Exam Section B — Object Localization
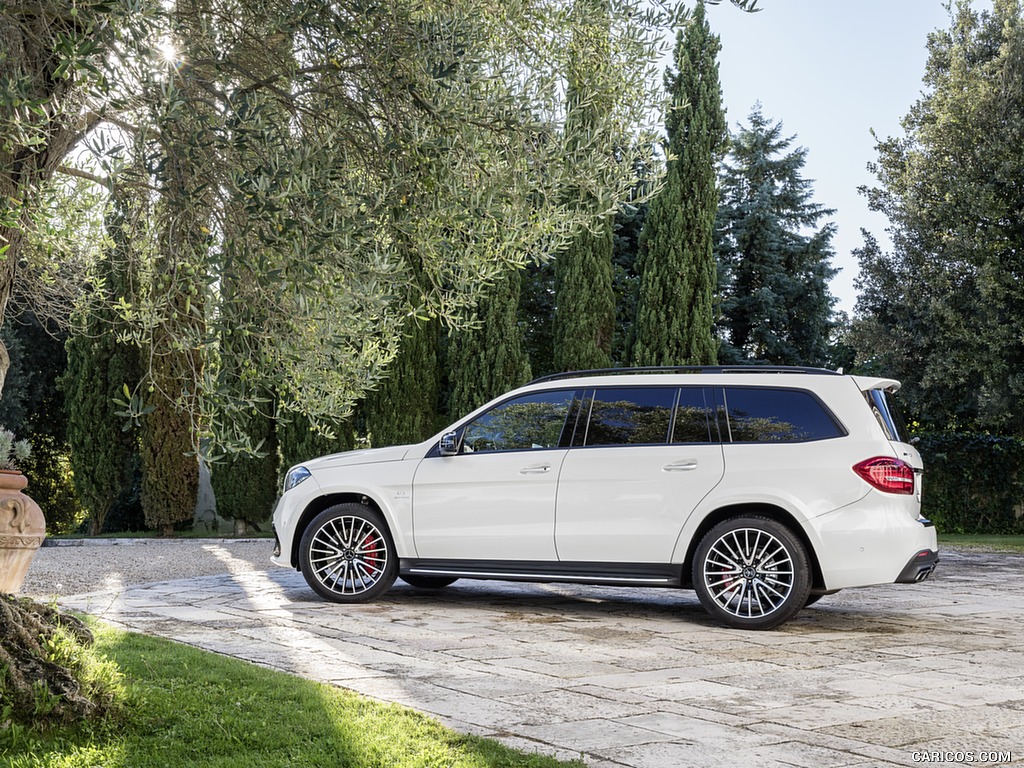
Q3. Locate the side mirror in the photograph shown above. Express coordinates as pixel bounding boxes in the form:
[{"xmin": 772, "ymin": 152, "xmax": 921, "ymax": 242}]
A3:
[{"xmin": 439, "ymin": 431, "xmax": 460, "ymax": 456}]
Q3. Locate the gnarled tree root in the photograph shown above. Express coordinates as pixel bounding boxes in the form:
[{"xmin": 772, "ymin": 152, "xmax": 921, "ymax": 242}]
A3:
[{"xmin": 0, "ymin": 594, "xmax": 104, "ymax": 728}]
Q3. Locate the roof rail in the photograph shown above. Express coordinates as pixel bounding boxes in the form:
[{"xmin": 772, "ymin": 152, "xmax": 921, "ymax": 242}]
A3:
[{"xmin": 528, "ymin": 365, "xmax": 842, "ymax": 385}]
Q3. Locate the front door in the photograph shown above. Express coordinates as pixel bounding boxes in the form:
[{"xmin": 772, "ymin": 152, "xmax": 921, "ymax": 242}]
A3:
[{"xmin": 412, "ymin": 389, "xmax": 577, "ymax": 561}]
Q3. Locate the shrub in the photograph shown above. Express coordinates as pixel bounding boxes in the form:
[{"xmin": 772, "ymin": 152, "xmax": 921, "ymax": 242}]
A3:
[
  {"xmin": 0, "ymin": 426, "xmax": 31, "ymax": 471},
  {"xmin": 915, "ymin": 432, "xmax": 1024, "ymax": 534},
  {"xmin": 0, "ymin": 596, "xmax": 123, "ymax": 730}
]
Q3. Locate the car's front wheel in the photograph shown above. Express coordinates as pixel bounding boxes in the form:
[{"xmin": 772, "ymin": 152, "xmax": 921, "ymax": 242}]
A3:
[
  {"xmin": 299, "ymin": 504, "xmax": 397, "ymax": 603},
  {"xmin": 803, "ymin": 590, "xmax": 838, "ymax": 608},
  {"xmin": 692, "ymin": 516, "xmax": 811, "ymax": 630}
]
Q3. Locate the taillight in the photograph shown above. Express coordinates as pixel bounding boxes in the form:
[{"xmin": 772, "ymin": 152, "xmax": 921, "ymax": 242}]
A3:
[{"xmin": 853, "ymin": 457, "xmax": 915, "ymax": 495}]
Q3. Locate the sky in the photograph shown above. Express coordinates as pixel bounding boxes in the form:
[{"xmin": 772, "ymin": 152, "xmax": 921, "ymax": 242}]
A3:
[{"xmin": 697, "ymin": 0, "xmax": 960, "ymax": 315}]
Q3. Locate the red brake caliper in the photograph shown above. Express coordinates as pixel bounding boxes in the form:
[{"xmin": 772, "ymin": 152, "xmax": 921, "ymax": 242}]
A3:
[{"xmin": 362, "ymin": 533, "xmax": 380, "ymax": 572}]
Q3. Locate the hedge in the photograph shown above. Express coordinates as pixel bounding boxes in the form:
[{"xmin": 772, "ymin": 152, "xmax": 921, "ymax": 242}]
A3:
[{"xmin": 914, "ymin": 432, "xmax": 1024, "ymax": 535}]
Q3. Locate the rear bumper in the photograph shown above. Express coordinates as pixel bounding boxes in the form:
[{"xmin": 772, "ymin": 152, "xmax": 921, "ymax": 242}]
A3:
[{"xmin": 895, "ymin": 549, "xmax": 939, "ymax": 584}]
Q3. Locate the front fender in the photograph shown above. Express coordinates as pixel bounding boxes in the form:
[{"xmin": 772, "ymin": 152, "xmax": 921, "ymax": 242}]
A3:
[{"xmin": 272, "ymin": 459, "xmax": 419, "ymax": 570}]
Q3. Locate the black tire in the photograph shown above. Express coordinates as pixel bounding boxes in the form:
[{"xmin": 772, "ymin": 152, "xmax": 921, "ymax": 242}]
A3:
[
  {"xmin": 400, "ymin": 575, "xmax": 459, "ymax": 589},
  {"xmin": 299, "ymin": 504, "xmax": 397, "ymax": 603},
  {"xmin": 692, "ymin": 516, "xmax": 811, "ymax": 630},
  {"xmin": 804, "ymin": 589, "xmax": 839, "ymax": 608}
]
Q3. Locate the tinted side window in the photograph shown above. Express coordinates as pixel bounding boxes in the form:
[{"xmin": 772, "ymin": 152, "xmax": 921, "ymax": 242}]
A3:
[
  {"xmin": 462, "ymin": 391, "xmax": 574, "ymax": 453},
  {"xmin": 584, "ymin": 387, "xmax": 675, "ymax": 446},
  {"xmin": 723, "ymin": 387, "xmax": 843, "ymax": 443},
  {"xmin": 672, "ymin": 387, "xmax": 714, "ymax": 444},
  {"xmin": 865, "ymin": 389, "xmax": 910, "ymax": 443}
]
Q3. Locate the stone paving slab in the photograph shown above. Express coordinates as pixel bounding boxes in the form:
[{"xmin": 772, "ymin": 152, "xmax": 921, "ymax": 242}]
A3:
[{"xmin": 57, "ymin": 549, "xmax": 1024, "ymax": 767}]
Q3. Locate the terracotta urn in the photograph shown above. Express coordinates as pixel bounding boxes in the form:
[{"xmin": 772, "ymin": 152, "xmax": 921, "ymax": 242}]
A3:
[{"xmin": 0, "ymin": 469, "xmax": 46, "ymax": 594}]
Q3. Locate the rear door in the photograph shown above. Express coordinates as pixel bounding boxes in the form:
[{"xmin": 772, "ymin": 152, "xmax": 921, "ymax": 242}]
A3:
[{"xmin": 554, "ymin": 386, "xmax": 725, "ymax": 563}]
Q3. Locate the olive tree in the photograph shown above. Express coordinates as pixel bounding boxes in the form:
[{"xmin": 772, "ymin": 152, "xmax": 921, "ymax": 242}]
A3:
[{"xmin": 4, "ymin": 0, "xmax": 759, "ymax": 453}]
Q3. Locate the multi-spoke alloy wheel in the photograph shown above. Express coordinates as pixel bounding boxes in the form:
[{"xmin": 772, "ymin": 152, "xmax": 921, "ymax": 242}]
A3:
[
  {"xmin": 693, "ymin": 516, "xmax": 810, "ymax": 630},
  {"xmin": 299, "ymin": 504, "xmax": 397, "ymax": 603}
]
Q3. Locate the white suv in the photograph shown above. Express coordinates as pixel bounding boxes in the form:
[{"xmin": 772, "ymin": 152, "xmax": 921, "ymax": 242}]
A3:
[{"xmin": 271, "ymin": 367, "xmax": 938, "ymax": 629}]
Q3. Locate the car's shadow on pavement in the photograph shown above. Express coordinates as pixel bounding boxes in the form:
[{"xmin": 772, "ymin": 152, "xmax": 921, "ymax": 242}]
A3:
[{"xmin": 280, "ymin": 576, "xmax": 960, "ymax": 639}]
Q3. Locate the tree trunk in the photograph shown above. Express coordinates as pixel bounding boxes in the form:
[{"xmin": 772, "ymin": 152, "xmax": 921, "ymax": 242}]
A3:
[
  {"xmin": 1, "ymin": 12, "xmax": 99, "ymax": 398},
  {"xmin": 0, "ymin": 208, "xmax": 27, "ymax": 397}
]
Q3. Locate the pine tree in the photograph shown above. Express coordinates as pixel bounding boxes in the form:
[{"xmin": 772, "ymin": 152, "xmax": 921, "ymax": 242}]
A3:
[
  {"xmin": 62, "ymin": 197, "xmax": 144, "ymax": 535},
  {"xmin": 631, "ymin": 2, "xmax": 726, "ymax": 367},
  {"xmin": 552, "ymin": 0, "xmax": 616, "ymax": 373},
  {"xmin": 447, "ymin": 270, "xmax": 532, "ymax": 420},
  {"xmin": 715, "ymin": 105, "xmax": 837, "ymax": 366}
]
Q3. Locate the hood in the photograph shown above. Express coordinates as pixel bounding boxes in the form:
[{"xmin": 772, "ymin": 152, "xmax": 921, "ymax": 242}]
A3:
[{"xmin": 304, "ymin": 444, "xmax": 413, "ymax": 471}]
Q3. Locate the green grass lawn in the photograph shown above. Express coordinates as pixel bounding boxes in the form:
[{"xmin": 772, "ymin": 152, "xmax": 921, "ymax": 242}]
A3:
[
  {"xmin": 939, "ymin": 533, "xmax": 1024, "ymax": 553},
  {"xmin": 1, "ymin": 623, "xmax": 581, "ymax": 768}
]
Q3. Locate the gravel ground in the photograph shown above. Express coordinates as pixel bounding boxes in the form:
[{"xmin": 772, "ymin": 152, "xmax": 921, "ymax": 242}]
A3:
[
  {"xmin": 20, "ymin": 538, "xmax": 277, "ymax": 599},
  {"xmin": 18, "ymin": 539, "xmax": 1002, "ymax": 602}
]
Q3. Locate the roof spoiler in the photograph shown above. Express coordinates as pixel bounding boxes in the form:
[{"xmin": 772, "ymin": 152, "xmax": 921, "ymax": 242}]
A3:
[{"xmin": 852, "ymin": 376, "xmax": 901, "ymax": 393}]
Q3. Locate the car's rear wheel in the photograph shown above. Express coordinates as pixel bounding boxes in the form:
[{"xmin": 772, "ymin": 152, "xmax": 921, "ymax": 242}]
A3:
[
  {"xmin": 693, "ymin": 516, "xmax": 811, "ymax": 630},
  {"xmin": 299, "ymin": 504, "xmax": 397, "ymax": 603},
  {"xmin": 400, "ymin": 575, "xmax": 459, "ymax": 589}
]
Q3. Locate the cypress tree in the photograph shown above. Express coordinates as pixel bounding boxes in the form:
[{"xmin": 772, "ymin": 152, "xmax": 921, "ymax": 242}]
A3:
[
  {"xmin": 208, "ymin": 266, "xmax": 281, "ymax": 535},
  {"xmin": 554, "ymin": 224, "xmax": 616, "ymax": 372},
  {"xmin": 552, "ymin": 0, "xmax": 616, "ymax": 373},
  {"xmin": 2, "ymin": 311, "xmax": 82, "ymax": 533},
  {"xmin": 715, "ymin": 105, "xmax": 838, "ymax": 366},
  {"xmin": 519, "ymin": 258, "xmax": 557, "ymax": 378},
  {"xmin": 139, "ymin": 0, "xmax": 211, "ymax": 535},
  {"xmin": 140, "ymin": 351, "xmax": 200, "ymax": 536},
  {"xmin": 210, "ymin": 27, "xmax": 292, "ymax": 536},
  {"xmin": 611, "ymin": 160, "xmax": 653, "ymax": 367},
  {"xmin": 62, "ymin": 197, "xmax": 144, "ymax": 535},
  {"xmin": 208, "ymin": 402, "xmax": 279, "ymax": 535},
  {"xmin": 447, "ymin": 269, "xmax": 532, "ymax": 420},
  {"xmin": 631, "ymin": 2, "xmax": 726, "ymax": 367},
  {"xmin": 363, "ymin": 314, "xmax": 441, "ymax": 447},
  {"xmin": 278, "ymin": 412, "xmax": 353, "ymax": 474}
]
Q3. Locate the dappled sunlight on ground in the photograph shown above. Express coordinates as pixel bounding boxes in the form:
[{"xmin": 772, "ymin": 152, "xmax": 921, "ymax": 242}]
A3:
[{"xmin": 52, "ymin": 547, "xmax": 1024, "ymax": 768}]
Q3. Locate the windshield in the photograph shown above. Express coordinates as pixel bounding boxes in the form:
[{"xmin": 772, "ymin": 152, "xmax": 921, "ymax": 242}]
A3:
[{"xmin": 865, "ymin": 389, "xmax": 910, "ymax": 443}]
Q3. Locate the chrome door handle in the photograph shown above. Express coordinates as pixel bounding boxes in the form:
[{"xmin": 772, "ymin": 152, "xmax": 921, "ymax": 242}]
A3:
[
  {"xmin": 663, "ymin": 461, "xmax": 698, "ymax": 472},
  {"xmin": 519, "ymin": 464, "xmax": 551, "ymax": 474}
]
